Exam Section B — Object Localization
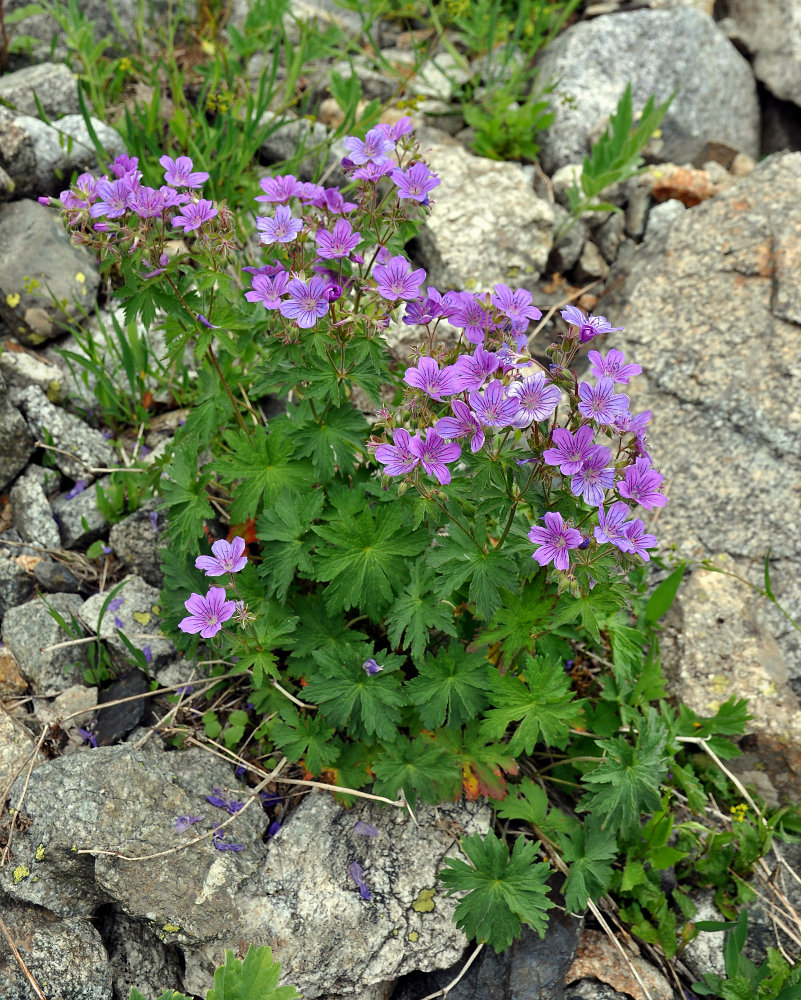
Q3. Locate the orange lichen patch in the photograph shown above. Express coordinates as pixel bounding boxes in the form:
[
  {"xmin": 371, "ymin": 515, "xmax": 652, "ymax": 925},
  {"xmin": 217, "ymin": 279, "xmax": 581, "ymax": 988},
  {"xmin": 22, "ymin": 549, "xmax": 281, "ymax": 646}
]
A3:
[
  {"xmin": 651, "ymin": 166, "xmax": 720, "ymax": 207},
  {"xmin": 0, "ymin": 646, "xmax": 27, "ymax": 696}
]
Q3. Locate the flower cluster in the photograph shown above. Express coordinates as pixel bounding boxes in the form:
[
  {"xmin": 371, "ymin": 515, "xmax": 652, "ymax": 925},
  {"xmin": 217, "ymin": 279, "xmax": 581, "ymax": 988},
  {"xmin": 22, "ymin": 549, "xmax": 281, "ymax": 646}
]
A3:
[{"xmin": 178, "ymin": 536, "xmax": 250, "ymax": 639}]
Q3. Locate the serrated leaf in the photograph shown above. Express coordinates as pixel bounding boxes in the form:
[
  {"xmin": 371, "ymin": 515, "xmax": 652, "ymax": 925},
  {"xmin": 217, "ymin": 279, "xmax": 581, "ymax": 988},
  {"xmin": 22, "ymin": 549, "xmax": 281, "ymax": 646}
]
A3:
[
  {"xmin": 159, "ymin": 446, "xmax": 214, "ymax": 550},
  {"xmin": 429, "ymin": 532, "xmax": 518, "ymax": 621},
  {"xmin": 549, "ymin": 584, "xmax": 626, "ymax": 645},
  {"xmin": 289, "ymin": 402, "xmax": 368, "ymax": 480},
  {"xmin": 207, "ymin": 945, "xmax": 300, "ymax": 1000},
  {"xmin": 407, "ymin": 640, "xmax": 490, "ymax": 729},
  {"xmin": 438, "ymin": 832, "xmax": 553, "ymax": 952},
  {"xmin": 386, "ymin": 563, "xmax": 457, "ymax": 664},
  {"xmin": 561, "ymin": 818, "xmax": 617, "ymax": 913},
  {"xmin": 477, "ymin": 576, "xmax": 557, "ymax": 665},
  {"xmin": 256, "ymin": 489, "xmax": 325, "ymax": 601},
  {"xmin": 494, "ymin": 777, "xmax": 579, "ymax": 842},
  {"xmin": 372, "ymin": 734, "xmax": 461, "ymax": 805},
  {"xmin": 270, "ymin": 711, "xmax": 339, "ymax": 776}
]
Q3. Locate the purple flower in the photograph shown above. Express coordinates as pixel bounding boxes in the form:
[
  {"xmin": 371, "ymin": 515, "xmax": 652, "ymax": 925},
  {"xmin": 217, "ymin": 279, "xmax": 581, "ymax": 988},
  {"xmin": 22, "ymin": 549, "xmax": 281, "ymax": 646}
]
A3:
[
  {"xmin": 175, "ymin": 814, "xmax": 203, "ymax": 832},
  {"xmin": 468, "ymin": 380, "xmax": 519, "ymax": 429},
  {"xmin": 408, "ymin": 428, "xmax": 461, "ymax": 485},
  {"xmin": 255, "ymin": 173, "xmax": 302, "ymax": 203},
  {"xmin": 110, "ymin": 154, "xmax": 140, "ymax": 179},
  {"xmin": 114, "ymin": 616, "xmax": 125, "ymax": 629},
  {"xmin": 362, "ymin": 658, "xmax": 383, "ymax": 675},
  {"xmin": 257, "ymin": 205, "xmax": 303, "ymax": 244},
  {"xmin": 347, "ymin": 860, "xmax": 372, "ymax": 900},
  {"xmin": 352, "ymin": 160, "xmax": 396, "ymax": 182},
  {"xmin": 594, "ymin": 502, "xmax": 634, "ymax": 552},
  {"xmin": 65, "ymin": 479, "xmax": 87, "ymax": 499},
  {"xmin": 279, "ymin": 276, "xmax": 331, "ymax": 328},
  {"xmin": 450, "ymin": 292, "xmax": 494, "ymax": 345},
  {"xmin": 571, "ymin": 445, "xmax": 614, "ymax": 506},
  {"xmin": 491, "ymin": 283, "xmax": 542, "ymax": 330},
  {"xmin": 245, "ymin": 269, "xmax": 290, "ymax": 309},
  {"xmin": 89, "ymin": 177, "xmax": 132, "ymax": 218},
  {"xmin": 617, "ymin": 458, "xmax": 667, "ymax": 509},
  {"xmin": 77, "ymin": 726, "xmax": 98, "ymax": 748},
  {"xmin": 373, "ymin": 255, "xmax": 426, "ymax": 301},
  {"xmin": 297, "ymin": 181, "xmax": 325, "ymax": 204},
  {"xmin": 353, "ymin": 820, "xmax": 379, "ymax": 837},
  {"xmin": 434, "ymin": 399, "xmax": 485, "ymax": 453},
  {"xmin": 528, "ymin": 512, "xmax": 583, "ymax": 571},
  {"xmin": 313, "ymin": 188, "xmax": 357, "ymax": 214},
  {"xmin": 212, "ymin": 827, "xmax": 244, "ymax": 852},
  {"xmin": 267, "ymin": 820, "xmax": 282, "ymax": 838},
  {"xmin": 195, "ymin": 536, "xmax": 248, "ymax": 576},
  {"xmin": 178, "ymin": 588, "xmax": 236, "ymax": 638},
  {"xmin": 587, "ymin": 348, "xmax": 642, "ymax": 384},
  {"xmin": 506, "ymin": 373, "xmax": 561, "ymax": 428},
  {"xmin": 129, "ymin": 185, "xmax": 168, "ymax": 219},
  {"xmin": 149, "ymin": 510, "xmax": 159, "ymax": 532},
  {"xmin": 391, "ymin": 162, "xmax": 441, "ymax": 201},
  {"xmin": 206, "ymin": 789, "xmax": 229, "ymax": 809},
  {"xmin": 101, "ymin": 544, "xmax": 113, "ymax": 555},
  {"xmin": 314, "ymin": 219, "xmax": 361, "ymax": 259},
  {"xmin": 404, "ymin": 357, "xmax": 461, "ymax": 400},
  {"xmin": 561, "ymin": 305, "xmax": 624, "ymax": 343},
  {"xmin": 452, "ymin": 346, "xmax": 500, "ymax": 392},
  {"xmin": 623, "ymin": 518, "xmax": 658, "ymax": 561},
  {"xmin": 577, "ymin": 378, "xmax": 630, "ymax": 425},
  {"xmin": 343, "ymin": 127, "xmax": 394, "ymax": 164},
  {"xmin": 171, "ymin": 199, "xmax": 218, "ymax": 232},
  {"xmin": 375, "ymin": 428, "xmax": 420, "ymax": 477},
  {"xmin": 159, "ymin": 154, "xmax": 209, "ymax": 188},
  {"xmin": 142, "ymin": 644, "xmax": 152, "ymax": 665},
  {"xmin": 377, "ymin": 116, "xmax": 413, "ymax": 141},
  {"xmin": 403, "ymin": 287, "xmax": 459, "ymax": 326},
  {"xmin": 542, "ymin": 425, "xmax": 596, "ymax": 475}
]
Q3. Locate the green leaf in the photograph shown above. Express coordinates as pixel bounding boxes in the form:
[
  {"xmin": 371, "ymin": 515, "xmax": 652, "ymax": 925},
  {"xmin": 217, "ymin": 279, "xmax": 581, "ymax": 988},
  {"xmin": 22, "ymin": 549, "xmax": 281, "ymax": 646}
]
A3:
[
  {"xmin": 429, "ymin": 530, "xmax": 518, "ymax": 621},
  {"xmin": 256, "ymin": 489, "xmax": 325, "ymax": 601},
  {"xmin": 313, "ymin": 504, "xmax": 427, "ymax": 618},
  {"xmin": 477, "ymin": 576, "xmax": 557, "ymax": 666},
  {"xmin": 305, "ymin": 647, "xmax": 407, "ymax": 742},
  {"xmin": 372, "ymin": 734, "xmax": 461, "ymax": 806},
  {"xmin": 289, "ymin": 401, "xmax": 368, "ymax": 481},
  {"xmin": 452, "ymin": 720, "xmax": 521, "ymax": 801},
  {"xmin": 214, "ymin": 424, "xmax": 314, "ymax": 523},
  {"xmin": 407, "ymin": 640, "xmax": 491, "ymax": 729},
  {"xmin": 643, "ymin": 565, "xmax": 685, "ymax": 624},
  {"xmin": 207, "ymin": 945, "xmax": 300, "ymax": 1000},
  {"xmin": 270, "ymin": 712, "xmax": 339, "ymax": 776},
  {"xmin": 386, "ymin": 563, "xmax": 457, "ymax": 664},
  {"xmin": 159, "ymin": 446, "xmax": 214, "ymax": 551},
  {"xmin": 580, "ymin": 708, "xmax": 669, "ymax": 838},
  {"xmin": 548, "ymin": 584, "xmax": 626, "ymax": 646},
  {"xmin": 561, "ymin": 819, "xmax": 617, "ymax": 913},
  {"xmin": 480, "ymin": 654, "xmax": 582, "ymax": 754},
  {"xmin": 286, "ymin": 597, "xmax": 367, "ymax": 675},
  {"xmin": 495, "ymin": 777, "xmax": 579, "ymax": 842},
  {"xmin": 438, "ymin": 832, "xmax": 553, "ymax": 951}
]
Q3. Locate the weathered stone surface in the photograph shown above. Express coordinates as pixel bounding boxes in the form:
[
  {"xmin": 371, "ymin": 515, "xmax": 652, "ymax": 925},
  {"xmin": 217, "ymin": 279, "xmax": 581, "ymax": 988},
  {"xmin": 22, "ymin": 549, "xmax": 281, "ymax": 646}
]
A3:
[
  {"xmin": 535, "ymin": 7, "xmax": 760, "ymax": 174},
  {"xmin": 726, "ymin": 0, "xmax": 801, "ymax": 106},
  {"xmin": 0, "ymin": 709, "xmax": 43, "ymax": 792},
  {"xmin": 642, "ymin": 199, "xmax": 686, "ymax": 244},
  {"xmin": 565, "ymin": 930, "xmax": 673, "ymax": 1000},
  {"xmin": 602, "ymin": 152, "xmax": 801, "ymax": 717},
  {"xmin": 0, "ymin": 200, "xmax": 100, "ymax": 346},
  {"xmin": 0, "ymin": 897, "xmax": 111, "ymax": 1000},
  {"xmin": 52, "ymin": 476, "xmax": 112, "ymax": 549},
  {"xmin": 0, "ymin": 644, "xmax": 28, "ymax": 696},
  {"xmin": 33, "ymin": 558, "xmax": 82, "ymax": 593},
  {"xmin": 0, "ymin": 397, "xmax": 36, "ymax": 491},
  {"xmin": 10, "ymin": 469, "xmax": 62, "ymax": 550},
  {"xmin": 257, "ymin": 112, "xmax": 347, "ymax": 185},
  {"xmin": 414, "ymin": 140, "xmax": 555, "ymax": 290},
  {"xmin": 2, "ymin": 592, "xmax": 87, "ymax": 694},
  {"xmin": 0, "ymin": 555, "xmax": 34, "ymax": 619},
  {"xmin": 15, "ymin": 385, "xmax": 114, "ymax": 479},
  {"xmin": 108, "ymin": 501, "xmax": 166, "ymax": 588},
  {"xmin": 0, "ymin": 344, "xmax": 65, "ymax": 397},
  {"xmin": 100, "ymin": 909, "xmax": 185, "ymax": 1000},
  {"xmin": 0, "ymin": 62, "xmax": 80, "ymax": 118},
  {"xmin": 78, "ymin": 575, "xmax": 172, "ymax": 673}
]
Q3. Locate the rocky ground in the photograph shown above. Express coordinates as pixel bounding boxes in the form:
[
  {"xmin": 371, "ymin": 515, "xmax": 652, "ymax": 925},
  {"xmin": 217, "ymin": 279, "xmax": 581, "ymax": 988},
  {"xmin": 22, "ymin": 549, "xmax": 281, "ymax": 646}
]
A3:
[{"xmin": 1, "ymin": 0, "xmax": 801, "ymax": 998}]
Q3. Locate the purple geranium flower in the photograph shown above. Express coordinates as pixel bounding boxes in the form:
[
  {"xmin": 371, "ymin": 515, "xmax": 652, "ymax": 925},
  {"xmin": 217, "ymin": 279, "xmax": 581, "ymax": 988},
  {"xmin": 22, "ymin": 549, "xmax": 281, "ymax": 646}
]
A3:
[
  {"xmin": 408, "ymin": 428, "xmax": 461, "ymax": 485},
  {"xmin": 373, "ymin": 255, "xmax": 426, "ymax": 301},
  {"xmin": 178, "ymin": 588, "xmax": 236, "ymax": 638},
  {"xmin": 571, "ymin": 445, "xmax": 614, "ymax": 506},
  {"xmin": 374, "ymin": 428, "xmax": 420, "ymax": 477},
  {"xmin": 175, "ymin": 814, "xmax": 203, "ymax": 832},
  {"xmin": 404, "ymin": 356, "xmax": 461, "ymax": 400},
  {"xmin": 171, "ymin": 199, "xmax": 218, "ymax": 232},
  {"xmin": 542, "ymin": 425, "xmax": 596, "ymax": 475},
  {"xmin": 587, "ymin": 348, "xmax": 642, "ymax": 384},
  {"xmin": 402, "ymin": 287, "xmax": 458, "ymax": 326},
  {"xmin": 347, "ymin": 861, "xmax": 372, "ymax": 900},
  {"xmin": 391, "ymin": 162, "xmax": 441, "ymax": 201},
  {"xmin": 65, "ymin": 479, "xmax": 87, "ymax": 499},
  {"xmin": 195, "ymin": 536, "xmax": 248, "ymax": 576},
  {"xmin": 468, "ymin": 380, "xmax": 519, "ymax": 429},
  {"xmin": 89, "ymin": 177, "xmax": 132, "ymax": 218},
  {"xmin": 77, "ymin": 726, "xmax": 98, "ymax": 748},
  {"xmin": 528, "ymin": 512, "xmax": 583, "ymax": 571},
  {"xmin": 435, "ymin": 399, "xmax": 485, "ymax": 453},
  {"xmin": 159, "ymin": 155, "xmax": 209, "ymax": 188},
  {"xmin": 279, "ymin": 276, "xmax": 331, "ymax": 328},
  {"xmin": 257, "ymin": 204, "xmax": 303, "ymax": 244},
  {"xmin": 343, "ymin": 127, "xmax": 394, "ymax": 164},
  {"xmin": 353, "ymin": 159, "xmax": 396, "ymax": 182},
  {"xmin": 129, "ymin": 185, "xmax": 169, "ymax": 219},
  {"xmin": 376, "ymin": 116, "xmax": 413, "ymax": 141},
  {"xmin": 623, "ymin": 518, "xmax": 658, "ymax": 561},
  {"xmin": 617, "ymin": 458, "xmax": 667, "ymax": 509},
  {"xmin": 353, "ymin": 820, "xmax": 379, "ymax": 837},
  {"xmin": 255, "ymin": 173, "xmax": 303, "ymax": 203},
  {"xmin": 450, "ymin": 292, "xmax": 494, "ymax": 345},
  {"xmin": 312, "ymin": 188, "xmax": 357, "ymax": 214},
  {"xmin": 577, "ymin": 378, "xmax": 630, "ymax": 425},
  {"xmin": 245, "ymin": 270, "xmax": 290, "ymax": 309},
  {"xmin": 561, "ymin": 305, "xmax": 624, "ymax": 343},
  {"xmin": 212, "ymin": 827, "xmax": 244, "ymax": 852},
  {"xmin": 506, "ymin": 373, "xmax": 561, "ymax": 428},
  {"xmin": 110, "ymin": 154, "xmax": 140, "ymax": 179},
  {"xmin": 315, "ymin": 219, "xmax": 361, "ymax": 259},
  {"xmin": 594, "ymin": 502, "xmax": 634, "ymax": 552},
  {"xmin": 362, "ymin": 658, "xmax": 383, "ymax": 675},
  {"xmin": 491, "ymin": 283, "xmax": 542, "ymax": 330},
  {"xmin": 452, "ymin": 346, "xmax": 500, "ymax": 392}
]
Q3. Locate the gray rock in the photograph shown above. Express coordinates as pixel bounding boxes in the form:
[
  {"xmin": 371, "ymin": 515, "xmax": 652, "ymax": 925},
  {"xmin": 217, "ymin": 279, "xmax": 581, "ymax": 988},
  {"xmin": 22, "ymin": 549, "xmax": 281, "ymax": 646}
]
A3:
[
  {"xmin": 595, "ymin": 213, "xmax": 626, "ymax": 263},
  {"xmin": 680, "ymin": 892, "xmax": 727, "ymax": 982},
  {"xmin": 726, "ymin": 0, "xmax": 801, "ymax": 106},
  {"xmin": 0, "ymin": 62, "xmax": 80, "ymax": 118},
  {"xmin": 51, "ymin": 476, "xmax": 112, "ymax": 548},
  {"xmin": 326, "ymin": 58, "xmax": 399, "ymax": 102},
  {"xmin": 0, "ymin": 556, "xmax": 34, "ymax": 618},
  {"xmin": 0, "ymin": 710, "xmax": 44, "ymax": 792},
  {"xmin": 0, "ymin": 897, "xmax": 112, "ymax": 1000},
  {"xmin": 548, "ymin": 205, "xmax": 588, "ymax": 274},
  {"xmin": 101, "ymin": 910, "xmax": 185, "ymax": 1000},
  {"xmin": 78, "ymin": 575, "xmax": 172, "ymax": 673},
  {"xmin": 2, "ymin": 592, "xmax": 88, "ymax": 694},
  {"xmin": 602, "ymin": 152, "xmax": 801, "ymax": 699},
  {"xmin": 572, "ymin": 241, "xmax": 609, "ymax": 284},
  {"xmin": 0, "ymin": 397, "xmax": 36, "ymax": 491},
  {"xmin": 14, "ymin": 385, "xmax": 115, "ymax": 479},
  {"xmin": 0, "ymin": 346, "xmax": 65, "ymax": 397},
  {"xmin": 643, "ymin": 199, "xmax": 686, "ymax": 243},
  {"xmin": 10, "ymin": 469, "xmax": 62, "ymax": 550},
  {"xmin": 0, "ymin": 164, "xmax": 14, "ymax": 201},
  {"xmin": 535, "ymin": 7, "xmax": 760, "ymax": 174},
  {"xmin": 108, "ymin": 501, "xmax": 166, "ymax": 587},
  {"xmin": 414, "ymin": 140, "xmax": 555, "ymax": 290},
  {"xmin": 0, "ymin": 200, "xmax": 100, "ymax": 346},
  {"xmin": 625, "ymin": 184, "xmax": 652, "ymax": 239},
  {"xmin": 258, "ymin": 112, "xmax": 348, "ymax": 185}
]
